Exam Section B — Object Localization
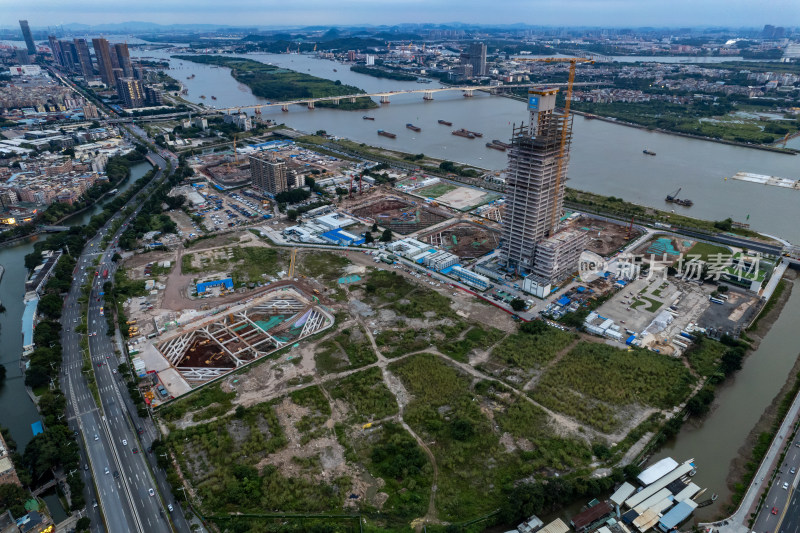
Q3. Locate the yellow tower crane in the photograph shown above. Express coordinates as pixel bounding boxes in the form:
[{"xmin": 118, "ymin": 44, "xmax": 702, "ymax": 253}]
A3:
[
  {"xmin": 287, "ymin": 248, "xmax": 298, "ymax": 279},
  {"xmin": 513, "ymin": 57, "xmax": 593, "ymax": 232}
]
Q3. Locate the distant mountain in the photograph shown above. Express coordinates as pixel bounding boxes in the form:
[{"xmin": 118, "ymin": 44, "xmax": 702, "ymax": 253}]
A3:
[{"xmin": 58, "ymin": 21, "xmax": 236, "ymax": 32}]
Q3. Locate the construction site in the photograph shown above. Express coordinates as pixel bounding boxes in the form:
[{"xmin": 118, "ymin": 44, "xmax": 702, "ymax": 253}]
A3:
[
  {"xmin": 419, "ymin": 221, "xmax": 501, "ymax": 260},
  {"xmin": 199, "ymin": 155, "xmax": 252, "ymax": 188},
  {"xmin": 136, "ymin": 285, "xmax": 334, "ymax": 397},
  {"xmin": 351, "ymin": 196, "xmax": 451, "ymax": 235},
  {"xmin": 580, "ymin": 217, "xmax": 645, "ymax": 257}
]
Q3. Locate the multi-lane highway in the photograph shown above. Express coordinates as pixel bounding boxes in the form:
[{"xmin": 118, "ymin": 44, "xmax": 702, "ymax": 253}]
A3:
[{"xmin": 60, "ymin": 147, "xmax": 189, "ymax": 532}]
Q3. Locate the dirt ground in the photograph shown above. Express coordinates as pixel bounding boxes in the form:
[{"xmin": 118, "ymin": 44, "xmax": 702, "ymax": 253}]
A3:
[
  {"xmin": 352, "ymin": 197, "xmax": 451, "ymax": 235},
  {"xmin": 418, "ymin": 222, "xmax": 501, "ymax": 261},
  {"xmin": 417, "ymin": 184, "xmax": 495, "ymax": 211},
  {"xmin": 577, "ymin": 218, "xmax": 645, "ymax": 257}
]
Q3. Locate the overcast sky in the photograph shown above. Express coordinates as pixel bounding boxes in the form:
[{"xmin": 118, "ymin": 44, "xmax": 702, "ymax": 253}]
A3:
[{"xmin": 7, "ymin": 0, "xmax": 800, "ymax": 28}]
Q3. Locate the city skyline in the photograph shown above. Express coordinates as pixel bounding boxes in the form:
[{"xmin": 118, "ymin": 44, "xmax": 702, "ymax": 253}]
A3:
[{"xmin": 4, "ymin": 0, "xmax": 800, "ymax": 29}]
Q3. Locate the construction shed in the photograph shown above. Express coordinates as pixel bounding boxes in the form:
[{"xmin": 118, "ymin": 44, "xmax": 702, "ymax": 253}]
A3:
[
  {"xmin": 570, "ymin": 501, "xmax": 613, "ymax": 532},
  {"xmin": 657, "ymin": 501, "xmax": 694, "ymax": 532},
  {"xmin": 538, "ymin": 518, "xmax": 570, "ymax": 533},
  {"xmin": 610, "ymin": 482, "xmax": 636, "ymax": 507},
  {"xmin": 625, "ymin": 461, "xmax": 693, "ymax": 509},
  {"xmin": 638, "ymin": 457, "xmax": 678, "ymax": 486}
]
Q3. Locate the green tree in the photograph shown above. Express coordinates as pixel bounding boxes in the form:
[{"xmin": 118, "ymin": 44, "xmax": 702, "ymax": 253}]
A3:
[
  {"xmin": 76, "ymin": 517, "xmax": 91, "ymax": 532},
  {"xmin": 364, "ymin": 232, "xmax": 374, "ymax": 244},
  {"xmin": 380, "ymin": 229, "xmax": 393, "ymax": 242},
  {"xmin": 371, "ymin": 223, "xmax": 378, "ymax": 232},
  {"xmin": 510, "ymin": 298, "xmax": 526, "ymax": 312},
  {"xmin": 287, "ymin": 210, "xmax": 298, "ymax": 221}
]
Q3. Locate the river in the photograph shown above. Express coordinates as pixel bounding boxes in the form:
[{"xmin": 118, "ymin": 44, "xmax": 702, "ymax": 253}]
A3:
[{"xmin": 0, "ymin": 160, "xmax": 151, "ymax": 519}]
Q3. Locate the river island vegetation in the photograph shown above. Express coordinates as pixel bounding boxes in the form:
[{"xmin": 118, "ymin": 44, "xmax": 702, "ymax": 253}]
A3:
[{"xmin": 172, "ymin": 55, "xmax": 377, "ymax": 110}]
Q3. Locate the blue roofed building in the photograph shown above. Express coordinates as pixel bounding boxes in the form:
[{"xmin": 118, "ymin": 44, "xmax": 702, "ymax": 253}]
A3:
[
  {"xmin": 21, "ymin": 297, "xmax": 38, "ymax": 356},
  {"xmin": 197, "ymin": 278, "xmax": 234, "ymax": 294}
]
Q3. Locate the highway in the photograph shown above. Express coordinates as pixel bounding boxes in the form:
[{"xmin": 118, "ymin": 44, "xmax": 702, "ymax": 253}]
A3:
[{"xmin": 60, "ymin": 145, "xmax": 189, "ymax": 532}]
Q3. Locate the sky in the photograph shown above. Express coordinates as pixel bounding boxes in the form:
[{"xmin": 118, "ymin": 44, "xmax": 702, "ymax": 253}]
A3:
[{"xmin": 6, "ymin": 0, "xmax": 800, "ymax": 28}]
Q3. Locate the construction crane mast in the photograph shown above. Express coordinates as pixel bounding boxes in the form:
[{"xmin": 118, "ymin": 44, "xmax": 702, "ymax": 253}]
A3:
[{"xmin": 513, "ymin": 57, "xmax": 593, "ymax": 232}]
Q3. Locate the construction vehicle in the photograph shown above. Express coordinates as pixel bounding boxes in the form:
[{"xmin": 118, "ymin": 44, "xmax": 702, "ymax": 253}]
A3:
[{"xmin": 512, "ymin": 57, "xmax": 594, "ymax": 231}]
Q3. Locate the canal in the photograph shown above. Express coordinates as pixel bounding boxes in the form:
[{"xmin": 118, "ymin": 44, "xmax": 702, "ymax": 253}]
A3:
[{"xmin": 0, "ymin": 160, "xmax": 152, "ymax": 518}]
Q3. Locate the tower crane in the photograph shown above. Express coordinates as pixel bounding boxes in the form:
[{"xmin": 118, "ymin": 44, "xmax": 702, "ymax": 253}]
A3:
[{"xmin": 512, "ymin": 57, "xmax": 594, "ymax": 233}]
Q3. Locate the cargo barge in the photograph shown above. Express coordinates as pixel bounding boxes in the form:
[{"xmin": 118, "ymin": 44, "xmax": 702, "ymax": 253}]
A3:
[
  {"xmin": 377, "ymin": 130, "xmax": 397, "ymax": 139},
  {"xmin": 438, "ymin": 119, "xmax": 453, "ymax": 126},
  {"xmin": 643, "ymin": 148, "xmax": 656, "ymax": 156},
  {"xmin": 362, "ymin": 116, "xmax": 375, "ymax": 120},
  {"xmin": 452, "ymin": 129, "xmax": 476, "ymax": 139},
  {"xmin": 491, "ymin": 140, "xmax": 512, "ymax": 149},
  {"xmin": 406, "ymin": 123, "xmax": 421, "ymax": 132},
  {"xmin": 486, "ymin": 142, "xmax": 506, "ymax": 151}
]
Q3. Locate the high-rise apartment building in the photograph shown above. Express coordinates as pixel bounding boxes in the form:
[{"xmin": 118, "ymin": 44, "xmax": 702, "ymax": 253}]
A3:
[
  {"xmin": 114, "ymin": 43, "xmax": 134, "ymax": 78},
  {"xmin": 249, "ymin": 155, "xmax": 288, "ymax": 196},
  {"xmin": 15, "ymin": 49, "xmax": 31, "ymax": 65},
  {"xmin": 92, "ymin": 38, "xmax": 115, "ymax": 86},
  {"xmin": 48, "ymin": 36, "xmax": 64, "ymax": 67},
  {"xmin": 19, "ymin": 20, "xmax": 36, "ymax": 55},
  {"xmin": 501, "ymin": 88, "xmax": 579, "ymax": 279},
  {"xmin": 116, "ymin": 77, "xmax": 145, "ymax": 108},
  {"xmin": 468, "ymin": 42, "xmax": 487, "ymax": 76},
  {"xmin": 73, "ymin": 39, "xmax": 94, "ymax": 79}
]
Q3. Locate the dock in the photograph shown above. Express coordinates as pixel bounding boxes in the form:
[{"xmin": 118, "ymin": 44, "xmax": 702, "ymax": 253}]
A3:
[{"xmin": 731, "ymin": 172, "xmax": 800, "ymax": 190}]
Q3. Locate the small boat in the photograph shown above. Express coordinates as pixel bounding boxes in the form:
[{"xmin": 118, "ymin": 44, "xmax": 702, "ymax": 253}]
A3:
[
  {"xmin": 711, "ymin": 493, "xmax": 718, "ymax": 501},
  {"xmin": 643, "ymin": 148, "xmax": 656, "ymax": 156},
  {"xmin": 377, "ymin": 130, "xmax": 396, "ymax": 139},
  {"xmin": 452, "ymin": 129, "xmax": 475, "ymax": 139},
  {"xmin": 438, "ymin": 119, "xmax": 453, "ymax": 126},
  {"xmin": 211, "ymin": 96, "xmax": 217, "ymax": 100},
  {"xmin": 199, "ymin": 95, "xmax": 206, "ymax": 99},
  {"xmin": 362, "ymin": 116, "xmax": 375, "ymax": 120},
  {"xmin": 333, "ymin": 68, "xmax": 337, "ymax": 72},
  {"xmin": 406, "ymin": 124, "xmax": 421, "ymax": 132},
  {"xmin": 486, "ymin": 142, "xmax": 506, "ymax": 151}
]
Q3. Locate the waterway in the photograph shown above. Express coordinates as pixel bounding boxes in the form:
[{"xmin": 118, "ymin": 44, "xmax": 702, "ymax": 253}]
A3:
[
  {"xmin": 0, "ymin": 160, "xmax": 151, "ymax": 519},
  {"xmin": 138, "ymin": 48, "xmax": 800, "ymax": 241}
]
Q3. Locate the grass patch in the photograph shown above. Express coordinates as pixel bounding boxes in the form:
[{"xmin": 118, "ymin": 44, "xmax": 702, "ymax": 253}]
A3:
[
  {"xmin": 437, "ymin": 325, "xmax": 505, "ymax": 363},
  {"xmin": 686, "ymin": 337, "xmax": 728, "ymax": 376},
  {"xmin": 688, "ymin": 241, "xmax": 731, "ymax": 262},
  {"xmin": 632, "ymin": 296, "xmax": 663, "ymax": 312},
  {"xmin": 167, "ymin": 401, "xmax": 294, "ymax": 512},
  {"xmin": 491, "ymin": 326, "xmax": 576, "ymax": 371},
  {"xmin": 314, "ymin": 326, "xmax": 378, "ymax": 374},
  {"xmin": 326, "ymin": 367, "xmax": 399, "ymax": 423},
  {"xmin": 531, "ymin": 342, "xmax": 694, "ymax": 432},
  {"xmin": 390, "ymin": 354, "xmax": 531, "ymax": 521},
  {"xmin": 230, "ymin": 247, "xmax": 283, "ymax": 285},
  {"xmin": 364, "ymin": 270, "xmax": 457, "ymax": 320},
  {"xmin": 748, "ymin": 279, "xmax": 786, "ymax": 332},
  {"xmin": 290, "ymin": 386, "xmax": 331, "ymax": 444},
  {"xmin": 415, "ymin": 183, "xmax": 458, "ymax": 198},
  {"xmin": 159, "ymin": 383, "xmax": 236, "ymax": 422},
  {"xmin": 297, "ymin": 251, "xmax": 351, "ymax": 285},
  {"xmin": 375, "ymin": 328, "xmax": 433, "ymax": 358}
]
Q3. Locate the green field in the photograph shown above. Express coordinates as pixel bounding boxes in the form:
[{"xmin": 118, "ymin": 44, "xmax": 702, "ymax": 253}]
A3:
[
  {"xmin": 688, "ymin": 241, "xmax": 731, "ymax": 262},
  {"xmin": 531, "ymin": 342, "xmax": 695, "ymax": 432},
  {"xmin": 416, "ymin": 183, "xmax": 458, "ymax": 198}
]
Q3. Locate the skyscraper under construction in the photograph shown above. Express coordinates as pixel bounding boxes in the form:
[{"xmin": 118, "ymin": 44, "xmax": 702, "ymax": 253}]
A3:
[{"xmin": 501, "ymin": 88, "xmax": 586, "ymax": 282}]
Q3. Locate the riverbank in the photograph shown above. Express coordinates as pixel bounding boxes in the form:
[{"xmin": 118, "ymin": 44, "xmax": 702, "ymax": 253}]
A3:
[
  {"xmin": 723, "ymin": 272, "xmax": 798, "ymax": 514},
  {"xmin": 570, "ymin": 109, "xmax": 797, "ymax": 155},
  {"xmin": 173, "ymin": 55, "xmax": 377, "ymax": 110},
  {"xmin": 500, "ymin": 92, "xmax": 796, "ymax": 155}
]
